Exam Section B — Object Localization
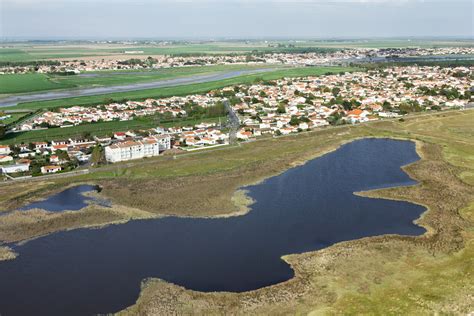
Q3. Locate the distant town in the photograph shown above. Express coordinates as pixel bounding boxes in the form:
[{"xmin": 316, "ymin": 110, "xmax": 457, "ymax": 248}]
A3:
[{"xmin": 1, "ymin": 47, "xmax": 473, "ymax": 74}]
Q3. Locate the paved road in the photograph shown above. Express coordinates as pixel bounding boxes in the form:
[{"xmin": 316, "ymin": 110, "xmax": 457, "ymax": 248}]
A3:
[
  {"xmin": 223, "ymin": 100, "xmax": 240, "ymax": 144},
  {"xmin": 0, "ymin": 68, "xmax": 277, "ymax": 108}
]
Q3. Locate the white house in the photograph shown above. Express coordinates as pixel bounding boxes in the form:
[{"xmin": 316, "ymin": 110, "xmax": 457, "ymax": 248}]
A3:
[
  {"xmin": 41, "ymin": 165, "xmax": 62, "ymax": 174},
  {"xmin": 0, "ymin": 145, "xmax": 11, "ymax": 155},
  {"xmin": 0, "ymin": 155, "xmax": 13, "ymax": 163},
  {"xmin": 1, "ymin": 164, "xmax": 29, "ymax": 174}
]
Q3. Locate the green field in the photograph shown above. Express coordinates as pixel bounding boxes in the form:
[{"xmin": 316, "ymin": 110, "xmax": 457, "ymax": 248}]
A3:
[
  {"xmin": 3, "ymin": 66, "xmax": 355, "ymax": 112},
  {"xmin": 0, "ymin": 46, "xmax": 115, "ymax": 62},
  {"xmin": 0, "ymin": 73, "xmax": 76, "ymax": 94},
  {"xmin": 0, "ymin": 112, "xmax": 31, "ymax": 125},
  {"xmin": 51, "ymin": 64, "xmax": 278, "ymax": 88},
  {"xmin": 0, "ymin": 64, "xmax": 280, "ymax": 95}
]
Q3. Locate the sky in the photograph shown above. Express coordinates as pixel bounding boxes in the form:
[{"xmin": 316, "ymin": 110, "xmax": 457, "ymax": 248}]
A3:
[{"xmin": 0, "ymin": 0, "xmax": 473, "ymax": 39}]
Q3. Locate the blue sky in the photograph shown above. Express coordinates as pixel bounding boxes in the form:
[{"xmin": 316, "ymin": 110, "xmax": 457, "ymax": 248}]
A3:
[{"xmin": 1, "ymin": 0, "xmax": 473, "ymax": 39}]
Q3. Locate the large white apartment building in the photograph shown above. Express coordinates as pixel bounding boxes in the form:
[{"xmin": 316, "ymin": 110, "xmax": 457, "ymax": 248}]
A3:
[{"xmin": 104, "ymin": 135, "xmax": 171, "ymax": 163}]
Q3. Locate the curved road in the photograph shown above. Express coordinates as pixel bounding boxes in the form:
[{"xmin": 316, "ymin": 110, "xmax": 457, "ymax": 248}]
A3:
[{"xmin": 0, "ymin": 68, "xmax": 277, "ymax": 108}]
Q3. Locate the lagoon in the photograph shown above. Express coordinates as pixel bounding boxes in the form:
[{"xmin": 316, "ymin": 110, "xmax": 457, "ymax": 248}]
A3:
[{"xmin": 0, "ymin": 138, "xmax": 426, "ymax": 315}]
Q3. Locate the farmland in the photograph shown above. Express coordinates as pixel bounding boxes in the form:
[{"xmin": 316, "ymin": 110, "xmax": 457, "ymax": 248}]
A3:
[
  {"xmin": 1, "ymin": 39, "xmax": 473, "ymax": 63},
  {"xmin": 0, "ymin": 73, "xmax": 75, "ymax": 94}
]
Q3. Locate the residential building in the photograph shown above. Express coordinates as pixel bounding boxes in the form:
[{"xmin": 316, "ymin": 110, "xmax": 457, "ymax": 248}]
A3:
[
  {"xmin": 41, "ymin": 165, "xmax": 62, "ymax": 174},
  {"xmin": 1, "ymin": 164, "xmax": 30, "ymax": 174},
  {"xmin": 0, "ymin": 145, "xmax": 11, "ymax": 155},
  {"xmin": 104, "ymin": 135, "xmax": 171, "ymax": 163}
]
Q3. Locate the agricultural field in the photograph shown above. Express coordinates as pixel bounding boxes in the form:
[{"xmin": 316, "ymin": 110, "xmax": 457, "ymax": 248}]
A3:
[
  {"xmin": 2, "ymin": 39, "xmax": 472, "ymax": 63},
  {"xmin": 0, "ymin": 73, "xmax": 76, "ymax": 94},
  {"xmin": 301, "ymin": 39, "xmax": 474, "ymax": 49}
]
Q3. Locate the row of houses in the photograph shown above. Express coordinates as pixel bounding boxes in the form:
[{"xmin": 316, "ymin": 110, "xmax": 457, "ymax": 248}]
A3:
[{"xmin": 18, "ymin": 95, "xmax": 221, "ymax": 131}]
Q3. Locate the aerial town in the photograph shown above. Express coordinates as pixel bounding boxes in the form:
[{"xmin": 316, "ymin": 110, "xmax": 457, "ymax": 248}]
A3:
[{"xmin": 0, "ymin": 65, "xmax": 471, "ymax": 178}]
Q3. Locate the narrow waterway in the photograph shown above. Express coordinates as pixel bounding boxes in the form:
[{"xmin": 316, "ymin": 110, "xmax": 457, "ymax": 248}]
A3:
[
  {"xmin": 19, "ymin": 185, "xmax": 107, "ymax": 212},
  {"xmin": 0, "ymin": 138, "xmax": 426, "ymax": 316}
]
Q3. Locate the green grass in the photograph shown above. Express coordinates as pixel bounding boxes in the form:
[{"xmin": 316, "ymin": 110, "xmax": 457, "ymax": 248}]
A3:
[
  {"xmin": 48, "ymin": 64, "xmax": 280, "ymax": 88},
  {"xmin": 0, "ymin": 113, "xmax": 30, "ymax": 125},
  {"xmin": 0, "ymin": 73, "xmax": 75, "ymax": 94},
  {"xmin": 0, "ymin": 48, "xmax": 34, "ymax": 62},
  {"xmin": 3, "ymin": 66, "xmax": 355, "ymax": 112},
  {"xmin": 0, "ymin": 64, "xmax": 279, "ymax": 95},
  {"xmin": 0, "ymin": 116, "xmax": 226, "ymax": 144}
]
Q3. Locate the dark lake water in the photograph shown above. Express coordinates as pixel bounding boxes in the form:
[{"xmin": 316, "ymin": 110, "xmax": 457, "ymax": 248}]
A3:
[
  {"xmin": 0, "ymin": 138, "xmax": 426, "ymax": 316},
  {"xmin": 19, "ymin": 185, "xmax": 104, "ymax": 212}
]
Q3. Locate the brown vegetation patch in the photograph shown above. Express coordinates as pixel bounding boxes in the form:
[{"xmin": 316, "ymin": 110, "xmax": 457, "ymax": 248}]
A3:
[
  {"xmin": 0, "ymin": 207, "xmax": 124, "ymax": 243},
  {"xmin": 0, "ymin": 246, "xmax": 17, "ymax": 262}
]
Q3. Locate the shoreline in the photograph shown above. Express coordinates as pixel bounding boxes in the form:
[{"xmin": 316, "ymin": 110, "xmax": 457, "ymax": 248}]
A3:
[
  {"xmin": 118, "ymin": 127, "xmax": 474, "ymax": 314},
  {"xmin": 120, "ymin": 138, "xmax": 432, "ymax": 302}
]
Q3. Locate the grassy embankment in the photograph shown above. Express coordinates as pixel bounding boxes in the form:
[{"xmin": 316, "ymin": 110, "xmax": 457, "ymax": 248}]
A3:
[
  {"xmin": 0, "ymin": 66, "xmax": 354, "ymax": 144},
  {"xmin": 0, "ymin": 64, "xmax": 281, "ymax": 95},
  {"xmin": 0, "ymin": 110, "xmax": 472, "ymax": 314}
]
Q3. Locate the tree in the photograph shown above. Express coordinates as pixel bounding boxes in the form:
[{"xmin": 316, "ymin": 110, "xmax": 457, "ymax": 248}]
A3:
[
  {"xmin": 0, "ymin": 125, "xmax": 5, "ymax": 140},
  {"xmin": 30, "ymin": 161, "xmax": 43, "ymax": 176},
  {"xmin": 55, "ymin": 149, "xmax": 70, "ymax": 161},
  {"xmin": 91, "ymin": 145, "xmax": 105, "ymax": 167},
  {"xmin": 382, "ymin": 101, "xmax": 392, "ymax": 111},
  {"xmin": 9, "ymin": 145, "xmax": 20, "ymax": 156},
  {"xmin": 289, "ymin": 115, "xmax": 300, "ymax": 126},
  {"xmin": 342, "ymin": 100, "xmax": 353, "ymax": 111}
]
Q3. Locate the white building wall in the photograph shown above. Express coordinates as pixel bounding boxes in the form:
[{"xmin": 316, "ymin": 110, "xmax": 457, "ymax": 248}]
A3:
[{"xmin": 104, "ymin": 136, "xmax": 170, "ymax": 163}]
